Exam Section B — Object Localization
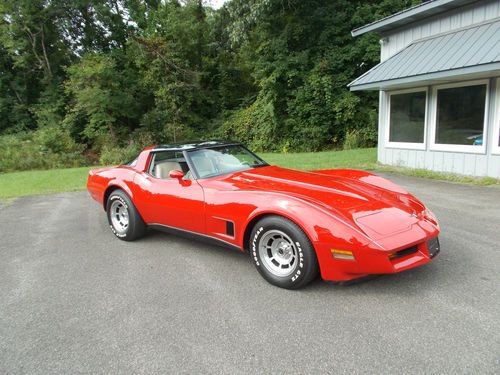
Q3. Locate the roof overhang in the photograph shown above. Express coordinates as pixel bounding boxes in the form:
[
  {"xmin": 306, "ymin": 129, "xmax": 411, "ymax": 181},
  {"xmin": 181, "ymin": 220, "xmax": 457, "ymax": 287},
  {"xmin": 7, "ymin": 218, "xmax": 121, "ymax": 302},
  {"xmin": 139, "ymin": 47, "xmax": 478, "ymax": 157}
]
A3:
[
  {"xmin": 350, "ymin": 62, "xmax": 500, "ymax": 91},
  {"xmin": 349, "ymin": 20, "xmax": 500, "ymax": 91},
  {"xmin": 351, "ymin": 0, "xmax": 477, "ymax": 37}
]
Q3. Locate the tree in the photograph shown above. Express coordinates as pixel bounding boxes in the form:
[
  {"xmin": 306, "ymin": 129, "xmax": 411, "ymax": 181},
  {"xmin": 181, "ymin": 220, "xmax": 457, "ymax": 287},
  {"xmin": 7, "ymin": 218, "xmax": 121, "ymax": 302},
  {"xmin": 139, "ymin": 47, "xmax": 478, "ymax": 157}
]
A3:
[{"xmin": 0, "ymin": 0, "xmax": 423, "ymax": 170}]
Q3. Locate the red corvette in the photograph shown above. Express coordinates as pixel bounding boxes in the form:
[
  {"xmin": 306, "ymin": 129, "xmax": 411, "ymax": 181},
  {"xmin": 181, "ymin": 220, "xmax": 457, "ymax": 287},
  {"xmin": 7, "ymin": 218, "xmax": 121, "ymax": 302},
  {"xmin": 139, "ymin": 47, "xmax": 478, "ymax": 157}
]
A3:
[{"xmin": 87, "ymin": 141, "xmax": 440, "ymax": 289}]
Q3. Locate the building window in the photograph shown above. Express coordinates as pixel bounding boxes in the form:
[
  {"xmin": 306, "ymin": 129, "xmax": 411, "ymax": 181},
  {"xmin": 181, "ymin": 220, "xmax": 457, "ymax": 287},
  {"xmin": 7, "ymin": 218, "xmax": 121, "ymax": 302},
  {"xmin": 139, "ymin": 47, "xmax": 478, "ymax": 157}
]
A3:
[
  {"xmin": 492, "ymin": 77, "xmax": 500, "ymax": 155},
  {"xmin": 431, "ymin": 80, "xmax": 489, "ymax": 153},
  {"xmin": 386, "ymin": 89, "xmax": 427, "ymax": 149}
]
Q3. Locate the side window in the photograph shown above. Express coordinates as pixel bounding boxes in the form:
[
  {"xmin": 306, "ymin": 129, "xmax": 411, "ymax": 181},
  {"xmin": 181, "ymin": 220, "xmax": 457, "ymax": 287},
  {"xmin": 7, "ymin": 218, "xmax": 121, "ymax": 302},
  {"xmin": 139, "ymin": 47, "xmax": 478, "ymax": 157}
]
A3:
[{"xmin": 149, "ymin": 151, "xmax": 190, "ymax": 180}]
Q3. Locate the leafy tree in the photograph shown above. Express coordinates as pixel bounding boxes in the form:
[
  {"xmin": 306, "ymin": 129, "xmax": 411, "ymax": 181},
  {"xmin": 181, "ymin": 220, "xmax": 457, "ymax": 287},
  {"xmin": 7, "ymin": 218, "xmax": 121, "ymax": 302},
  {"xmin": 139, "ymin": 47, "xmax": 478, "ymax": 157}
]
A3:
[
  {"xmin": 64, "ymin": 53, "xmax": 144, "ymax": 145},
  {"xmin": 0, "ymin": 0, "xmax": 423, "ymax": 170}
]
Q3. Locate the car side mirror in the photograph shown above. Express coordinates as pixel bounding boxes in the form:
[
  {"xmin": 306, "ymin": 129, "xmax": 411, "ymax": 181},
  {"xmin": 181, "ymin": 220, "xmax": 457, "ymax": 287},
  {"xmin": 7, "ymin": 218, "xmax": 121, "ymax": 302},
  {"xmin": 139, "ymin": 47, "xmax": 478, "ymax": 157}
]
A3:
[{"xmin": 169, "ymin": 169, "xmax": 185, "ymax": 180}]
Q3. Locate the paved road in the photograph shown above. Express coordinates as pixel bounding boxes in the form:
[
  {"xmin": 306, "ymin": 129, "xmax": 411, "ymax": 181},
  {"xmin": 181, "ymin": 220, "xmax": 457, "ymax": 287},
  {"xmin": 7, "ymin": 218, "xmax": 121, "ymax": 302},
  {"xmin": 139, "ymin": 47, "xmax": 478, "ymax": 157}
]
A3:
[{"xmin": 0, "ymin": 174, "xmax": 499, "ymax": 374}]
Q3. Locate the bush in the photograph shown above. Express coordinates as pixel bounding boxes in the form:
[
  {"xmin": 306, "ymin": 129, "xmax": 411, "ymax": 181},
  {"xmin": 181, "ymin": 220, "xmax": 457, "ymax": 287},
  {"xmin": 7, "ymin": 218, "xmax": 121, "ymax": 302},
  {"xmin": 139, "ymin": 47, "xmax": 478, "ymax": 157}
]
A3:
[
  {"xmin": 343, "ymin": 125, "xmax": 378, "ymax": 150},
  {"xmin": 215, "ymin": 95, "xmax": 280, "ymax": 151},
  {"xmin": 99, "ymin": 144, "xmax": 142, "ymax": 166},
  {"xmin": 0, "ymin": 127, "xmax": 86, "ymax": 173}
]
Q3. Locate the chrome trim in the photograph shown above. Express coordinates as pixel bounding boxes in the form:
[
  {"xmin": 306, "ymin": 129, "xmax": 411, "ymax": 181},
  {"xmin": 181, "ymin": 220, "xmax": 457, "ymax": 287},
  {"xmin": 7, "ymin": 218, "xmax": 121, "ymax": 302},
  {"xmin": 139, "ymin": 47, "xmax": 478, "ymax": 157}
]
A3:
[{"xmin": 148, "ymin": 223, "xmax": 242, "ymax": 251}]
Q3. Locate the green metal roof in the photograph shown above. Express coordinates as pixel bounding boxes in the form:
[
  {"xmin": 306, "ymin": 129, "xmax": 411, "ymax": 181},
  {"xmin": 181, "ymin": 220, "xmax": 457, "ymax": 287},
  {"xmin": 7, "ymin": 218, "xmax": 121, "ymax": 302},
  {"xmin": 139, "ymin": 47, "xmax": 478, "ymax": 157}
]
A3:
[{"xmin": 349, "ymin": 20, "xmax": 500, "ymax": 91}]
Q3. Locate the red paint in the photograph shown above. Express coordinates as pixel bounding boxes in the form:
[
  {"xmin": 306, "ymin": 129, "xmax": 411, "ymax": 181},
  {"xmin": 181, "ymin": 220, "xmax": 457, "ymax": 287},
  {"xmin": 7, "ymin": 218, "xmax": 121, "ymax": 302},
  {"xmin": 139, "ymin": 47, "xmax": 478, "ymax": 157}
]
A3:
[{"xmin": 87, "ymin": 147, "xmax": 440, "ymax": 282}]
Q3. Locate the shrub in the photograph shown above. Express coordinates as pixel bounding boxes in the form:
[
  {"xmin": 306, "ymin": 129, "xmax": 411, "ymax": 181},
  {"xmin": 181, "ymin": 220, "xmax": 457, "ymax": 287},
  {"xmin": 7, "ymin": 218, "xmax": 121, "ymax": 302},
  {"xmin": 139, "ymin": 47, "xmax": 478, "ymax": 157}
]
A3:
[
  {"xmin": 343, "ymin": 125, "xmax": 378, "ymax": 150},
  {"xmin": 99, "ymin": 144, "xmax": 142, "ymax": 166},
  {"xmin": 215, "ymin": 95, "xmax": 280, "ymax": 151},
  {"xmin": 0, "ymin": 127, "xmax": 86, "ymax": 173}
]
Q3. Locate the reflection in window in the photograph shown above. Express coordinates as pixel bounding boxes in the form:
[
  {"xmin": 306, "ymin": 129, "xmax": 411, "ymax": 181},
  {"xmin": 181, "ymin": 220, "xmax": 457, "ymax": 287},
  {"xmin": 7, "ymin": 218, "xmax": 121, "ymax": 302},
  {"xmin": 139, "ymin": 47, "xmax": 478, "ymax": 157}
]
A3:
[
  {"xmin": 389, "ymin": 91, "xmax": 426, "ymax": 143},
  {"xmin": 188, "ymin": 145, "xmax": 267, "ymax": 179},
  {"xmin": 435, "ymin": 84, "xmax": 486, "ymax": 145}
]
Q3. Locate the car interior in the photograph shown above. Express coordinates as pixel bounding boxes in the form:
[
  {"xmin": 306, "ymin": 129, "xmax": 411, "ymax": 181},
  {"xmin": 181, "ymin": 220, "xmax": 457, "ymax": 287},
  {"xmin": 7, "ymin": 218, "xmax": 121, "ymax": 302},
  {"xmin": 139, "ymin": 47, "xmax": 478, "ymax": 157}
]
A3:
[
  {"xmin": 149, "ymin": 151, "xmax": 191, "ymax": 180},
  {"xmin": 148, "ymin": 147, "xmax": 259, "ymax": 180}
]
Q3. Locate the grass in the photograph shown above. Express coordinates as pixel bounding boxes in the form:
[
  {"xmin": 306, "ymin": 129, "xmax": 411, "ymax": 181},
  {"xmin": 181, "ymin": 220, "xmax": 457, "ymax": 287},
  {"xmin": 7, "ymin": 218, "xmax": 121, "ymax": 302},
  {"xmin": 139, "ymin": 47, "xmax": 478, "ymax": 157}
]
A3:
[
  {"xmin": 260, "ymin": 147, "xmax": 378, "ymax": 170},
  {"xmin": 0, "ymin": 147, "xmax": 498, "ymax": 200},
  {"xmin": 0, "ymin": 166, "xmax": 94, "ymax": 200},
  {"xmin": 376, "ymin": 165, "xmax": 500, "ymax": 186}
]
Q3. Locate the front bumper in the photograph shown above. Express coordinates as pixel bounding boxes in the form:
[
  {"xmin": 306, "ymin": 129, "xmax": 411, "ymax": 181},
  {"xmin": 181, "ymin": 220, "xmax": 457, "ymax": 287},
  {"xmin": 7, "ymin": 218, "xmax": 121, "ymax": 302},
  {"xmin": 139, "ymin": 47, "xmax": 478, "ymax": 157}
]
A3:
[{"xmin": 317, "ymin": 235, "xmax": 440, "ymax": 282}]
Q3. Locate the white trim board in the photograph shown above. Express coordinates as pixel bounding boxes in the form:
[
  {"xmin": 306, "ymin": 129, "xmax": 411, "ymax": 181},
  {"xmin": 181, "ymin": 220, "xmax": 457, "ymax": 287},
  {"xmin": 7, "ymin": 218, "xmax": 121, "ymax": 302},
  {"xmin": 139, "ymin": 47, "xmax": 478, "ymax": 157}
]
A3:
[{"xmin": 384, "ymin": 87, "xmax": 428, "ymax": 151}]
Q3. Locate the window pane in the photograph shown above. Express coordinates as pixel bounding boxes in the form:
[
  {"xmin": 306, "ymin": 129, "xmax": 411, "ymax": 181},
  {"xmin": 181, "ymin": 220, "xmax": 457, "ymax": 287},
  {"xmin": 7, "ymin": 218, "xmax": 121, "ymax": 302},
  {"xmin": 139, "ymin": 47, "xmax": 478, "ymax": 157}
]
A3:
[
  {"xmin": 389, "ymin": 91, "xmax": 426, "ymax": 143},
  {"xmin": 435, "ymin": 84, "xmax": 486, "ymax": 145},
  {"xmin": 188, "ymin": 145, "xmax": 267, "ymax": 179}
]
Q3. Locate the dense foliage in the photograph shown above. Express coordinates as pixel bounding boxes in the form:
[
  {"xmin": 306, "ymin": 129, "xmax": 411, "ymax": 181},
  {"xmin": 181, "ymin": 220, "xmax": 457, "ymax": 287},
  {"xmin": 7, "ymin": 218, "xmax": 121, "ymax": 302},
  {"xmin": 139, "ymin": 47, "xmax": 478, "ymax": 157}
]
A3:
[{"xmin": 0, "ymin": 0, "xmax": 420, "ymax": 171}]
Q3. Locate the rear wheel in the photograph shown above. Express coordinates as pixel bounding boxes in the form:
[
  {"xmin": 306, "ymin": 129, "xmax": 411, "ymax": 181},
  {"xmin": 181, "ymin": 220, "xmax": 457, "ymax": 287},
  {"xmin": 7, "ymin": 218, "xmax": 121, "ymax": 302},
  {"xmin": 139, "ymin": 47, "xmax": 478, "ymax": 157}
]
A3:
[
  {"xmin": 250, "ymin": 216, "xmax": 319, "ymax": 289},
  {"xmin": 106, "ymin": 189, "xmax": 146, "ymax": 241}
]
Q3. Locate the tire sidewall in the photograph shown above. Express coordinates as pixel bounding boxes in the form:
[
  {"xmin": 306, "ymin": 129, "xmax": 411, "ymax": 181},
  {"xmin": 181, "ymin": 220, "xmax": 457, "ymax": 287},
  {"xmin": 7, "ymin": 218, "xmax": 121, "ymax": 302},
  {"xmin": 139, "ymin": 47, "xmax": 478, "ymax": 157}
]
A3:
[
  {"xmin": 250, "ymin": 217, "xmax": 317, "ymax": 289},
  {"xmin": 106, "ymin": 190, "xmax": 142, "ymax": 241}
]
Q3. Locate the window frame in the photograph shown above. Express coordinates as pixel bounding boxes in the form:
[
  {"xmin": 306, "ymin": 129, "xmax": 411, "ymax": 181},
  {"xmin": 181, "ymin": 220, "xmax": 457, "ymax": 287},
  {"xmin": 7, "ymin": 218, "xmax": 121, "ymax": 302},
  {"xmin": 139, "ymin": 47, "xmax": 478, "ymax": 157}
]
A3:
[
  {"xmin": 491, "ymin": 78, "xmax": 500, "ymax": 155},
  {"xmin": 429, "ymin": 79, "xmax": 489, "ymax": 154},
  {"xmin": 385, "ymin": 87, "xmax": 428, "ymax": 150}
]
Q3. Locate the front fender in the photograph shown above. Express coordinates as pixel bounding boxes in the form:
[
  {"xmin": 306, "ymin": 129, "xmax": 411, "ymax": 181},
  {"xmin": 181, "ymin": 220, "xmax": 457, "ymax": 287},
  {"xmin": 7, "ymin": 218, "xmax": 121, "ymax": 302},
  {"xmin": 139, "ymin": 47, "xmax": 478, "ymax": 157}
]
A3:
[{"xmin": 214, "ymin": 190, "xmax": 379, "ymax": 281}]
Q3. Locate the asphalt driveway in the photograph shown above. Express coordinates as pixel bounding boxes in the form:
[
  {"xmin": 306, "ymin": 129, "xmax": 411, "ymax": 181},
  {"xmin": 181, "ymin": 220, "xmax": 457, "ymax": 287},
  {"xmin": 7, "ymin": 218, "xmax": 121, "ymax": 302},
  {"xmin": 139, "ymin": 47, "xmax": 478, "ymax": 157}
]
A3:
[{"xmin": 0, "ymin": 173, "xmax": 499, "ymax": 374}]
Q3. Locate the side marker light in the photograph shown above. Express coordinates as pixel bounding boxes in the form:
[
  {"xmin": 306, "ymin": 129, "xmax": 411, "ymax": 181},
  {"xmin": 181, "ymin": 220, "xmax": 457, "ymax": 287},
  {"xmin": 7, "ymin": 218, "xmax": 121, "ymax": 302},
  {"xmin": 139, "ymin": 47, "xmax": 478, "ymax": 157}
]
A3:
[{"xmin": 331, "ymin": 249, "xmax": 355, "ymax": 260}]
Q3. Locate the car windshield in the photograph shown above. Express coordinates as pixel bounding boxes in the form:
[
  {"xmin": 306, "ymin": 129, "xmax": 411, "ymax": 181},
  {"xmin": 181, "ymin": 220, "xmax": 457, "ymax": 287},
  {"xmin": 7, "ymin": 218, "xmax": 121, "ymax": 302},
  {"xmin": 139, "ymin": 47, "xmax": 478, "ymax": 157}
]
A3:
[{"xmin": 188, "ymin": 145, "xmax": 268, "ymax": 179}]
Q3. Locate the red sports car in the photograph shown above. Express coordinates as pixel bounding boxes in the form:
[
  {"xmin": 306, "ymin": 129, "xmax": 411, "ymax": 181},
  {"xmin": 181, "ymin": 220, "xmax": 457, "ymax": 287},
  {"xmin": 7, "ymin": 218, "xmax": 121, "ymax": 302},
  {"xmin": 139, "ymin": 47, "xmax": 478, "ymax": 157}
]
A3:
[{"xmin": 87, "ymin": 141, "xmax": 440, "ymax": 289}]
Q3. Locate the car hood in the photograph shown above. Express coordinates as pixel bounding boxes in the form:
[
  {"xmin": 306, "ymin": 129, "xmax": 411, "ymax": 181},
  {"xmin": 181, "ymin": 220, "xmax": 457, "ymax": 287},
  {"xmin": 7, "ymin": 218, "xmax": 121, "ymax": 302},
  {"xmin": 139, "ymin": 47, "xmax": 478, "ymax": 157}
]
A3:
[{"xmin": 224, "ymin": 166, "xmax": 428, "ymax": 240}]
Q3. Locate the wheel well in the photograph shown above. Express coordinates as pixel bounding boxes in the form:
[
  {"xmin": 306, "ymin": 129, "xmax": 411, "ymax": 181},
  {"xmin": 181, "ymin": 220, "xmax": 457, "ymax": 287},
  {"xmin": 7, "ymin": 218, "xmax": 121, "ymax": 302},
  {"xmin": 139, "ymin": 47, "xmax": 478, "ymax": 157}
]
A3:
[
  {"xmin": 243, "ymin": 213, "xmax": 297, "ymax": 253},
  {"xmin": 243, "ymin": 213, "xmax": 315, "ymax": 254},
  {"xmin": 243, "ymin": 214, "xmax": 269, "ymax": 253},
  {"xmin": 103, "ymin": 185, "xmax": 122, "ymax": 210}
]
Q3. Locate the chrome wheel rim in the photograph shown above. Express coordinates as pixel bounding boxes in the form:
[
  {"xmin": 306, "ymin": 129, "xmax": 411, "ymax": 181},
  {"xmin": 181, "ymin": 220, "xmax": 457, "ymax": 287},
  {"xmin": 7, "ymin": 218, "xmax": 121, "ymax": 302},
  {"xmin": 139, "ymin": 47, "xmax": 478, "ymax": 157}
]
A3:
[
  {"xmin": 258, "ymin": 230, "xmax": 298, "ymax": 277},
  {"xmin": 110, "ymin": 200, "xmax": 129, "ymax": 235}
]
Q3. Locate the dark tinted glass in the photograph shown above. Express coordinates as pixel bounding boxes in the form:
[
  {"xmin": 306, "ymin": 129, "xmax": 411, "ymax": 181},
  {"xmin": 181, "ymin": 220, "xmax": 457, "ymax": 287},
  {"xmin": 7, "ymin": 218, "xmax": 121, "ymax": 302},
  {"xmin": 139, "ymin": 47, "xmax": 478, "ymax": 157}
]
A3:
[
  {"xmin": 435, "ymin": 84, "xmax": 486, "ymax": 145},
  {"xmin": 389, "ymin": 91, "xmax": 426, "ymax": 143}
]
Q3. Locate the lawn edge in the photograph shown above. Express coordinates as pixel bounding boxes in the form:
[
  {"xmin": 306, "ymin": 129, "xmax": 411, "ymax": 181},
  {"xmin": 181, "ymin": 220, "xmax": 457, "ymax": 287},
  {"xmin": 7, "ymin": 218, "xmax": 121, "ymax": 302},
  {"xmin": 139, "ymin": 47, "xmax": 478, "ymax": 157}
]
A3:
[{"xmin": 372, "ymin": 165, "xmax": 500, "ymax": 187}]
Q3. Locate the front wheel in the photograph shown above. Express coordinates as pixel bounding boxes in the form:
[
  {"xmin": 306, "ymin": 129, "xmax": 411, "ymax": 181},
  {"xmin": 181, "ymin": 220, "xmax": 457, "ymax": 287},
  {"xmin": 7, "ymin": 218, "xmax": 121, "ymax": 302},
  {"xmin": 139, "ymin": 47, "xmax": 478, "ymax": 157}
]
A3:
[
  {"xmin": 106, "ymin": 189, "xmax": 146, "ymax": 241},
  {"xmin": 250, "ymin": 216, "xmax": 319, "ymax": 289}
]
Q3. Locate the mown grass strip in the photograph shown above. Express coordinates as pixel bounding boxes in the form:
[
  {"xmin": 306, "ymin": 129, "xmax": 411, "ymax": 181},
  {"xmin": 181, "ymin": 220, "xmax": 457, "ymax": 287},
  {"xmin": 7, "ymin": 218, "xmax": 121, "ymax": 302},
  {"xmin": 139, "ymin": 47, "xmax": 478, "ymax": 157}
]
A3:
[
  {"xmin": 1, "ymin": 147, "xmax": 497, "ymax": 200},
  {"xmin": 0, "ymin": 166, "xmax": 93, "ymax": 199}
]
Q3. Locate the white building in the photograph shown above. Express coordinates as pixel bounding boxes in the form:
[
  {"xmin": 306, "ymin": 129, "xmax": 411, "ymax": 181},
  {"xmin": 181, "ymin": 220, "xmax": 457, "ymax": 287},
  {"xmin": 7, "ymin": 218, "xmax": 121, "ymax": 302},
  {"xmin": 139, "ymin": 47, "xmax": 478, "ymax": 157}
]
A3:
[{"xmin": 349, "ymin": 0, "xmax": 500, "ymax": 178}]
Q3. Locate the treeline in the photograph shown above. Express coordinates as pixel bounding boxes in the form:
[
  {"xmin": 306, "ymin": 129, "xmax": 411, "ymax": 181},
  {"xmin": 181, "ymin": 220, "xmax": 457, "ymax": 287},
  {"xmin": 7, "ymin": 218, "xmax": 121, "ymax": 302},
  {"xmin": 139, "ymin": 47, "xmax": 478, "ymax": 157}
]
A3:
[{"xmin": 0, "ymin": 0, "xmax": 420, "ymax": 171}]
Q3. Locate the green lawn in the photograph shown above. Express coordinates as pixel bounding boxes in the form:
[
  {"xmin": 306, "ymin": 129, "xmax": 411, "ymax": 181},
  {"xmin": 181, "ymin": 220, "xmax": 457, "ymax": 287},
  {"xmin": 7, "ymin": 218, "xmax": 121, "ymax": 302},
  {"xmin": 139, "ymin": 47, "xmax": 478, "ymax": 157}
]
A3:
[
  {"xmin": 0, "ymin": 148, "xmax": 378, "ymax": 199},
  {"xmin": 0, "ymin": 166, "xmax": 94, "ymax": 200},
  {"xmin": 260, "ymin": 147, "xmax": 377, "ymax": 170},
  {"xmin": 0, "ymin": 147, "xmax": 497, "ymax": 200}
]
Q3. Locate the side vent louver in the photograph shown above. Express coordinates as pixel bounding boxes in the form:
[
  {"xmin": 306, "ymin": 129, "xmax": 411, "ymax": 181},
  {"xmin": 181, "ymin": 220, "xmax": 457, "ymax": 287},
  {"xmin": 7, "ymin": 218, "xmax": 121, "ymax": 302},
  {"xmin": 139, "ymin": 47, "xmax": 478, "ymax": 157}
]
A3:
[{"xmin": 226, "ymin": 221, "xmax": 235, "ymax": 237}]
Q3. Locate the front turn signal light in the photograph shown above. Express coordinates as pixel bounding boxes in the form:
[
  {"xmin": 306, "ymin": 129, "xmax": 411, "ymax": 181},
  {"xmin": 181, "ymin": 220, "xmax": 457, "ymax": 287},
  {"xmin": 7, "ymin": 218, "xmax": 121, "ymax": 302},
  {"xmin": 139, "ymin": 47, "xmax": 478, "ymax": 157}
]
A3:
[{"xmin": 331, "ymin": 249, "xmax": 355, "ymax": 260}]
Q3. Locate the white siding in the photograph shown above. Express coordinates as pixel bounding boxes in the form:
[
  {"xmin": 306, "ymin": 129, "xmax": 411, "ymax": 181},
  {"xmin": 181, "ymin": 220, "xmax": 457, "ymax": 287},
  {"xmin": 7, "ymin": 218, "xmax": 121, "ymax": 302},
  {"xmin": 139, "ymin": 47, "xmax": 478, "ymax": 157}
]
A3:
[
  {"xmin": 378, "ymin": 76, "xmax": 500, "ymax": 178},
  {"xmin": 379, "ymin": 147, "xmax": 500, "ymax": 178},
  {"xmin": 381, "ymin": 0, "xmax": 500, "ymax": 61},
  {"xmin": 376, "ymin": 1, "xmax": 500, "ymax": 178}
]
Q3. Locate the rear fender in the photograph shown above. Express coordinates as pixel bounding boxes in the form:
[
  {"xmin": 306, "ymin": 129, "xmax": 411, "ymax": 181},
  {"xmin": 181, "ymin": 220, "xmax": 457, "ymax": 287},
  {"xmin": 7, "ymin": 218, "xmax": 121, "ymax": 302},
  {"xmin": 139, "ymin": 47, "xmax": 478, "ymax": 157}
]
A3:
[{"xmin": 103, "ymin": 180, "xmax": 135, "ymax": 210}]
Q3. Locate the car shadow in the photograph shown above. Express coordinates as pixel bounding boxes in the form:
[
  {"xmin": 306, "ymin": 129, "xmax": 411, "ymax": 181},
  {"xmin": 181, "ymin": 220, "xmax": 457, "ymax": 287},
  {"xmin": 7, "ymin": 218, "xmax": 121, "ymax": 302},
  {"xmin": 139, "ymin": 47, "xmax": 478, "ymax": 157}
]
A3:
[
  {"xmin": 305, "ymin": 262, "xmax": 443, "ymax": 295},
  {"xmin": 139, "ymin": 228, "xmax": 445, "ymax": 295},
  {"xmin": 142, "ymin": 229, "xmax": 248, "ymax": 260}
]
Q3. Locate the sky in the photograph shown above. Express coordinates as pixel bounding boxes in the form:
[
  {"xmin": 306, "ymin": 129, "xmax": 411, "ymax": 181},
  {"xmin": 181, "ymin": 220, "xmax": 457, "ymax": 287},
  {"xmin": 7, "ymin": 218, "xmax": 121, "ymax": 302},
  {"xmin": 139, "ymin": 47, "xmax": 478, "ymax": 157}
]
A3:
[{"xmin": 208, "ymin": 0, "xmax": 228, "ymax": 9}]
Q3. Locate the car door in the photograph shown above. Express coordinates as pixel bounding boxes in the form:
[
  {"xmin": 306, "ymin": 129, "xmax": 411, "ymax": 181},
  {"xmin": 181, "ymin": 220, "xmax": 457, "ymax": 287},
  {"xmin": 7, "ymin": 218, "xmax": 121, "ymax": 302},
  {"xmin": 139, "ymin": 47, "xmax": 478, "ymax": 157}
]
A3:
[{"xmin": 133, "ymin": 151, "xmax": 205, "ymax": 234}]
